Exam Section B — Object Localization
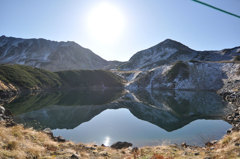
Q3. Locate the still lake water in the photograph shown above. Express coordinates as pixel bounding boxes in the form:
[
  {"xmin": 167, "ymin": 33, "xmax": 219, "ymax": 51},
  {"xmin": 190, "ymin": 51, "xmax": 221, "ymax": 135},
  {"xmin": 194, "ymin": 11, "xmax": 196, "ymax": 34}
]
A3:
[{"xmin": 6, "ymin": 89, "xmax": 231, "ymax": 147}]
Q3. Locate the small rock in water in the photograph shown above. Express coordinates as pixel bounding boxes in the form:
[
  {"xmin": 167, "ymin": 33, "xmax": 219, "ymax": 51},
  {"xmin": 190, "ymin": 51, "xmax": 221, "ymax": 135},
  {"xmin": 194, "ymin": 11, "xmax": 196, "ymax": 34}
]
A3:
[{"xmin": 111, "ymin": 141, "xmax": 132, "ymax": 149}]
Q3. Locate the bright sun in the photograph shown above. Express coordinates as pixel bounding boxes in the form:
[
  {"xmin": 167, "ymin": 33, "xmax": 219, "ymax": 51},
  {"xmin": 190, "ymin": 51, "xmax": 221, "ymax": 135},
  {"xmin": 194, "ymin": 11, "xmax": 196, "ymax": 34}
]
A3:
[{"xmin": 87, "ymin": 2, "xmax": 125, "ymax": 44}]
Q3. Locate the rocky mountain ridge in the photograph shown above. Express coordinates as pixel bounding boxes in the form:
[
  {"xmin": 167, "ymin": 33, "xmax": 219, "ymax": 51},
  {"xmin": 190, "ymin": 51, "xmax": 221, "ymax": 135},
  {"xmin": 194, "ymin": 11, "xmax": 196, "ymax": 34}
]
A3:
[
  {"xmin": 0, "ymin": 36, "xmax": 113, "ymax": 71},
  {"xmin": 120, "ymin": 39, "xmax": 240, "ymax": 70},
  {"xmin": 1, "ymin": 35, "xmax": 240, "ymax": 92}
]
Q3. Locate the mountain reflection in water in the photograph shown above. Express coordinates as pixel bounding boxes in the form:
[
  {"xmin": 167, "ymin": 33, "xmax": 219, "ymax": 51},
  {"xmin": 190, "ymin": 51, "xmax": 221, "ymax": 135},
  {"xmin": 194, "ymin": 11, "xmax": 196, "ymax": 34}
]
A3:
[{"xmin": 5, "ymin": 89, "xmax": 231, "ymax": 146}]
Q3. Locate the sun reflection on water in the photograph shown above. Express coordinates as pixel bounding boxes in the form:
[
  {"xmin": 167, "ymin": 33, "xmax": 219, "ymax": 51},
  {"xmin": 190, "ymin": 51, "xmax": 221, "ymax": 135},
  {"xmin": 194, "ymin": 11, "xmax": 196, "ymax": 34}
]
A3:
[{"xmin": 103, "ymin": 136, "xmax": 111, "ymax": 146}]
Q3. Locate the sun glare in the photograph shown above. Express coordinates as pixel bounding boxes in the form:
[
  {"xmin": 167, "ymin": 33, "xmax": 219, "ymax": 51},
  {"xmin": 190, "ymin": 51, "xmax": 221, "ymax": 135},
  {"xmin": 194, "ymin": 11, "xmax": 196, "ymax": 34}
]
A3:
[
  {"xmin": 103, "ymin": 136, "xmax": 111, "ymax": 146},
  {"xmin": 87, "ymin": 2, "xmax": 125, "ymax": 44}
]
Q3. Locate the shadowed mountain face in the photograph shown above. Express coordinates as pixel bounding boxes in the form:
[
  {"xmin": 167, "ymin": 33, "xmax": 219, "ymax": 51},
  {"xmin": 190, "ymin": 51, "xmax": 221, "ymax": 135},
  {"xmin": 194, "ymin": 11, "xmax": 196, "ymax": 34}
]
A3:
[
  {"xmin": 0, "ymin": 36, "xmax": 110, "ymax": 71},
  {"xmin": 6, "ymin": 89, "xmax": 229, "ymax": 131}
]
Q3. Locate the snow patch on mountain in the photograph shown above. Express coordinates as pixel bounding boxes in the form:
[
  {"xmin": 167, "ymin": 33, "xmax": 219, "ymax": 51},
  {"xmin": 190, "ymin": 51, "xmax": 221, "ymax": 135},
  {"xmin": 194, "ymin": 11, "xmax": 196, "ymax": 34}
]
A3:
[{"xmin": 126, "ymin": 62, "xmax": 240, "ymax": 91}]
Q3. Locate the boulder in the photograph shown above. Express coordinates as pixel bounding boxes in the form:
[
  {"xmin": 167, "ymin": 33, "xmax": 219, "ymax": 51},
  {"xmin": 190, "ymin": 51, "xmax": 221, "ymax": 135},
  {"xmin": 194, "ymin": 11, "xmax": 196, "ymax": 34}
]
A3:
[
  {"xmin": 0, "ymin": 106, "xmax": 5, "ymax": 114},
  {"xmin": 131, "ymin": 147, "xmax": 139, "ymax": 153},
  {"xmin": 54, "ymin": 136, "xmax": 66, "ymax": 142},
  {"xmin": 4, "ymin": 109, "xmax": 12, "ymax": 117},
  {"xmin": 0, "ymin": 116, "xmax": 4, "ymax": 121},
  {"xmin": 99, "ymin": 151, "xmax": 109, "ymax": 157},
  {"xmin": 227, "ymin": 129, "xmax": 231, "ymax": 134},
  {"xmin": 205, "ymin": 140, "xmax": 217, "ymax": 147},
  {"xmin": 181, "ymin": 142, "xmax": 188, "ymax": 148},
  {"xmin": 226, "ymin": 116, "xmax": 233, "ymax": 121},
  {"xmin": 70, "ymin": 154, "xmax": 80, "ymax": 159},
  {"xmin": 111, "ymin": 141, "xmax": 132, "ymax": 149},
  {"xmin": 43, "ymin": 128, "xmax": 54, "ymax": 138},
  {"xmin": 194, "ymin": 152, "xmax": 200, "ymax": 156}
]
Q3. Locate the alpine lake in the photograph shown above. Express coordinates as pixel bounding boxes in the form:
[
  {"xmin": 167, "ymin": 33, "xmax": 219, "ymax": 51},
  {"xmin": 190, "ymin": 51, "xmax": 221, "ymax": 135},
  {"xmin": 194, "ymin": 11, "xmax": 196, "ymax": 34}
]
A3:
[{"xmin": 5, "ymin": 88, "xmax": 232, "ymax": 147}]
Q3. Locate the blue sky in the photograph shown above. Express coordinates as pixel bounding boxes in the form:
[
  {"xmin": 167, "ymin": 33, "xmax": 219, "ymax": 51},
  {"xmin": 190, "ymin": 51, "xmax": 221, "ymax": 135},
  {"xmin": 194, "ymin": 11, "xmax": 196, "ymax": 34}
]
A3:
[{"xmin": 1, "ymin": 0, "xmax": 240, "ymax": 61}]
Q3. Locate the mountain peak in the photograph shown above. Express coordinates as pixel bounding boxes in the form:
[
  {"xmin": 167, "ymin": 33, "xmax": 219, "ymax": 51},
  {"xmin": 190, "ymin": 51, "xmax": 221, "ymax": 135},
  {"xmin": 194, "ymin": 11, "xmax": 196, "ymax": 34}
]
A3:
[
  {"xmin": 0, "ymin": 35, "xmax": 6, "ymax": 39},
  {"xmin": 154, "ymin": 39, "xmax": 192, "ymax": 51},
  {"xmin": 162, "ymin": 38, "xmax": 177, "ymax": 44}
]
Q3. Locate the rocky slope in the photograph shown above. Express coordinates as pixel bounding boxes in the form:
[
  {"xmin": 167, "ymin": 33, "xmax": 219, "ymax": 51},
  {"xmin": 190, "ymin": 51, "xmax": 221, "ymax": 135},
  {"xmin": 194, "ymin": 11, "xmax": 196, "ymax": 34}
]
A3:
[
  {"xmin": 120, "ymin": 39, "xmax": 240, "ymax": 70},
  {"xmin": 0, "ymin": 36, "xmax": 113, "ymax": 71},
  {"xmin": 122, "ymin": 61, "xmax": 240, "ymax": 91},
  {"xmin": 0, "ymin": 80, "xmax": 18, "ymax": 104}
]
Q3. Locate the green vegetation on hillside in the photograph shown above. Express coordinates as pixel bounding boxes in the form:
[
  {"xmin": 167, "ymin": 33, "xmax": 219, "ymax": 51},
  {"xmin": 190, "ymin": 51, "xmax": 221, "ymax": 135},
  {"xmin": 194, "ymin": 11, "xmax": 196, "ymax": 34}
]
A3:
[
  {"xmin": 56, "ymin": 70, "xmax": 123, "ymax": 88},
  {"xmin": 0, "ymin": 64, "xmax": 61, "ymax": 89},
  {"xmin": 6, "ymin": 89, "xmax": 124, "ymax": 116},
  {"xmin": 0, "ymin": 64, "xmax": 123, "ymax": 90},
  {"xmin": 166, "ymin": 61, "xmax": 189, "ymax": 82}
]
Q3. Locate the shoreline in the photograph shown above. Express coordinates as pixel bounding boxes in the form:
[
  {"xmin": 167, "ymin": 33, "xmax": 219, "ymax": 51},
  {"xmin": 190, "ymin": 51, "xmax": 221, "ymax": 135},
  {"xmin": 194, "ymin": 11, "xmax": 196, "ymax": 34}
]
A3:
[{"xmin": 0, "ymin": 89, "xmax": 239, "ymax": 158}]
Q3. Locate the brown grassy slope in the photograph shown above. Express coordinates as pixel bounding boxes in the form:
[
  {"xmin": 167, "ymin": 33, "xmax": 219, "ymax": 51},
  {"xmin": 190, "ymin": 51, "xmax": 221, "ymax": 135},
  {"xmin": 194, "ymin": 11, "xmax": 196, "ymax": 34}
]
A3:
[{"xmin": 0, "ymin": 122, "xmax": 240, "ymax": 159}]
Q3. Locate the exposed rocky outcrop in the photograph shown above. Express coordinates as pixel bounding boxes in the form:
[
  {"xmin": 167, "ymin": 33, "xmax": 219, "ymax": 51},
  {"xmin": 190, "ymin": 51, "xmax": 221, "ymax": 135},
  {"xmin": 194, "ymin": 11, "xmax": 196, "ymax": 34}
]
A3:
[
  {"xmin": 219, "ymin": 91, "xmax": 240, "ymax": 132},
  {"xmin": 0, "ymin": 105, "xmax": 15, "ymax": 127},
  {"xmin": 126, "ymin": 62, "xmax": 240, "ymax": 91},
  {"xmin": 0, "ymin": 80, "xmax": 18, "ymax": 105}
]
